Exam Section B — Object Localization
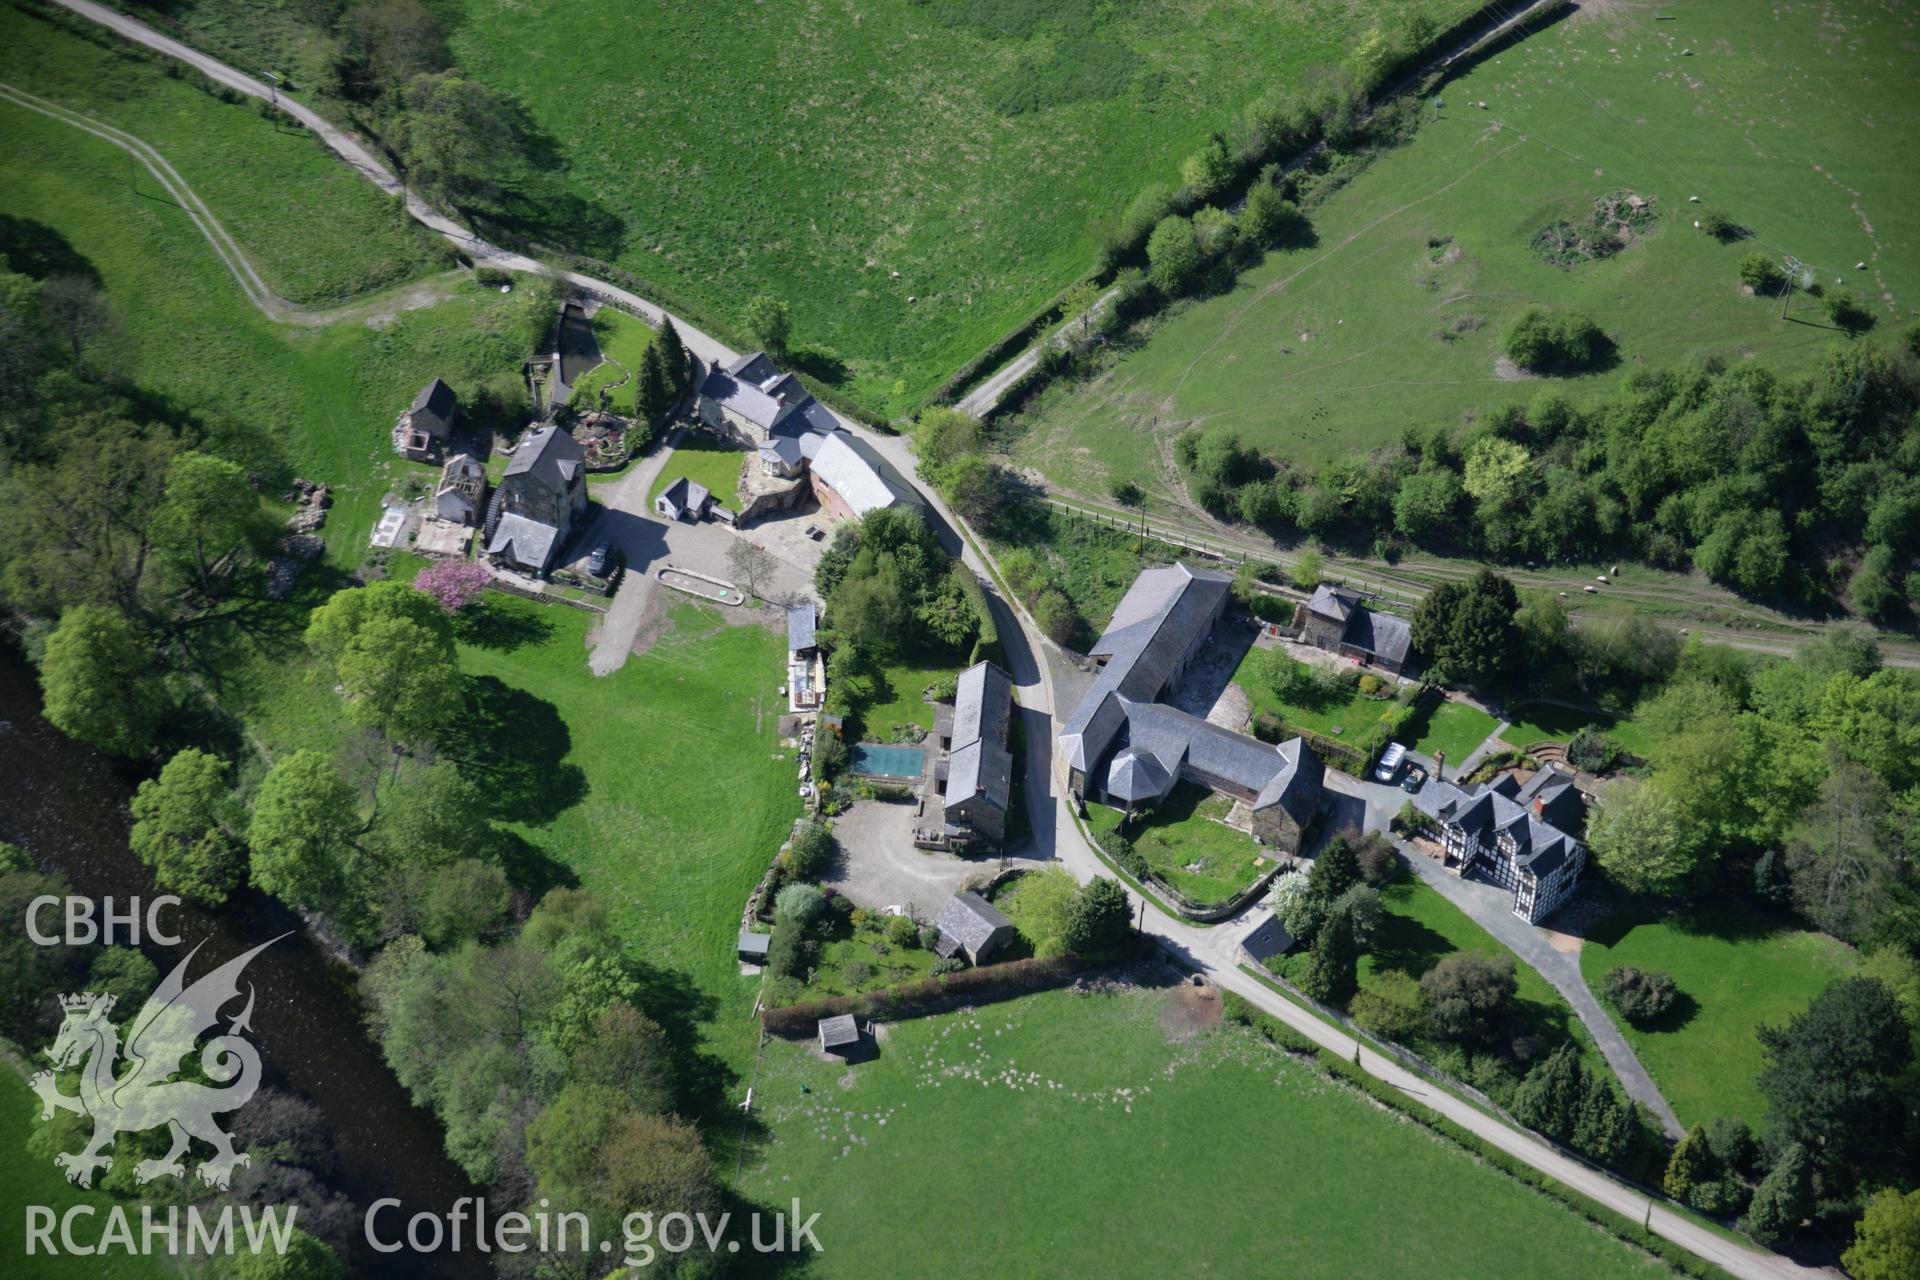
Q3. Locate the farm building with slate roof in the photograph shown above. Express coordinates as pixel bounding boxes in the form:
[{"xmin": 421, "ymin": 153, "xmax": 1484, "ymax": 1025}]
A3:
[
  {"xmin": 1057, "ymin": 563, "xmax": 1324, "ymax": 853},
  {"xmin": 933, "ymin": 891, "xmax": 1016, "ymax": 965}
]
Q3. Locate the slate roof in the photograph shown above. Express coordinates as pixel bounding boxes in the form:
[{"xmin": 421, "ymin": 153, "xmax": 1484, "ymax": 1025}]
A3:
[
  {"xmin": 410, "ymin": 377, "xmax": 456, "ymax": 426},
  {"xmin": 944, "ymin": 740, "xmax": 1013, "ymax": 813},
  {"xmin": 933, "ymin": 892, "xmax": 1013, "ymax": 960},
  {"xmin": 787, "ymin": 602, "xmax": 817, "ymax": 652},
  {"xmin": 761, "ymin": 436, "xmax": 806, "ymax": 468},
  {"xmin": 485, "ymin": 513, "xmax": 560, "ymax": 570},
  {"xmin": 1343, "ymin": 606, "xmax": 1413, "ymax": 668},
  {"xmin": 810, "ymin": 432, "xmax": 921, "ymax": 515},
  {"xmin": 1514, "ymin": 764, "xmax": 1584, "ymax": 830},
  {"xmin": 1308, "ymin": 583, "xmax": 1359, "ymax": 624},
  {"xmin": 1241, "ymin": 915, "xmax": 1295, "ymax": 963},
  {"xmin": 658, "ymin": 476, "xmax": 711, "ymax": 515},
  {"xmin": 503, "ymin": 426, "xmax": 583, "ymax": 495},
  {"xmin": 1060, "ymin": 563, "xmax": 1233, "ymax": 773},
  {"xmin": 952, "ymin": 661, "xmax": 1012, "ymax": 751},
  {"xmin": 1253, "ymin": 736, "xmax": 1324, "ymax": 826},
  {"xmin": 737, "ymin": 930, "xmax": 771, "ymax": 959},
  {"xmin": 1106, "ymin": 749, "xmax": 1171, "ymax": 804},
  {"xmin": 1411, "ymin": 777, "xmax": 1579, "ymax": 879}
]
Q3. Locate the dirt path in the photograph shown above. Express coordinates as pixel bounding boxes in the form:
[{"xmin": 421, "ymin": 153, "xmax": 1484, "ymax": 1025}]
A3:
[{"xmin": 0, "ymin": 80, "xmax": 468, "ymax": 327}]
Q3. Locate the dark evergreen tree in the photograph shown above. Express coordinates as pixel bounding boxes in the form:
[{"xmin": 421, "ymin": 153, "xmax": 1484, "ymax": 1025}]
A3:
[
  {"xmin": 633, "ymin": 342, "xmax": 674, "ymax": 425},
  {"xmin": 656, "ymin": 317, "xmax": 690, "ymax": 395},
  {"xmin": 1741, "ymin": 1142, "xmax": 1814, "ymax": 1247},
  {"xmin": 1298, "ymin": 906, "xmax": 1358, "ymax": 1005},
  {"xmin": 1307, "ymin": 836, "xmax": 1361, "ymax": 903},
  {"xmin": 1756, "ymin": 977, "xmax": 1912, "ymax": 1182}
]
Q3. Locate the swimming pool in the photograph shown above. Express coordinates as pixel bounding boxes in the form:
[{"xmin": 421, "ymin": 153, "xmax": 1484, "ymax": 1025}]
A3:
[{"xmin": 850, "ymin": 744, "xmax": 925, "ymax": 779}]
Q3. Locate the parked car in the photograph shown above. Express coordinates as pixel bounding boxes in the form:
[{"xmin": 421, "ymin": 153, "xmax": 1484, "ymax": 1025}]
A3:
[
  {"xmin": 804, "ymin": 523, "xmax": 826, "ymax": 541},
  {"xmin": 587, "ymin": 542, "xmax": 612, "ymax": 576},
  {"xmin": 1400, "ymin": 765, "xmax": 1427, "ymax": 794},
  {"xmin": 1374, "ymin": 742, "xmax": 1408, "ymax": 783}
]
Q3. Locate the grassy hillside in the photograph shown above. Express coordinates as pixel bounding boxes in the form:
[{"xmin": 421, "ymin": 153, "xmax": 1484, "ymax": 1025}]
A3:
[
  {"xmin": 747, "ymin": 985, "xmax": 1666, "ymax": 1277},
  {"xmin": 1016, "ymin": 0, "xmax": 1920, "ymax": 496},
  {"xmin": 1577, "ymin": 908, "xmax": 1860, "ymax": 1134},
  {"xmin": 0, "ymin": 2, "xmax": 448, "ymax": 305}
]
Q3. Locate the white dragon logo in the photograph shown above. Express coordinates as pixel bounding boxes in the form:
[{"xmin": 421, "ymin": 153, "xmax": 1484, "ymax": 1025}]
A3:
[{"xmin": 31, "ymin": 935, "xmax": 285, "ymax": 1191}]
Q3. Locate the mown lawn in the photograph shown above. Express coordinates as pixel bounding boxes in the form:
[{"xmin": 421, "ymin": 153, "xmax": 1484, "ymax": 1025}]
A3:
[
  {"xmin": 456, "ymin": 600, "xmax": 801, "ymax": 1078},
  {"xmin": 1501, "ymin": 701, "xmax": 1654, "ymax": 759},
  {"xmin": 845, "ymin": 656, "xmax": 961, "ymax": 742},
  {"xmin": 1270, "ymin": 873, "xmax": 1606, "ymax": 1080},
  {"xmin": 1085, "ymin": 782, "xmax": 1267, "ymax": 905},
  {"xmin": 1402, "ymin": 698, "xmax": 1501, "ymax": 762},
  {"xmin": 1016, "ymin": 0, "xmax": 1920, "ymax": 495},
  {"xmin": 647, "ymin": 435, "xmax": 748, "ymax": 510},
  {"xmin": 743, "ymin": 986, "xmax": 1669, "ymax": 1278},
  {"xmin": 1577, "ymin": 907, "xmax": 1860, "ymax": 1133},
  {"xmin": 567, "ymin": 306, "xmax": 654, "ymax": 410},
  {"xmin": 0, "ymin": 1070, "xmax": 171, "ymax": 1280},
  {"xmin": 0, "ymin": 4, "xmax": 447, "ymax": 305},
  {"xmin": 1231, "ymin": 651, "xmax": 1401, "ymax": 743}
]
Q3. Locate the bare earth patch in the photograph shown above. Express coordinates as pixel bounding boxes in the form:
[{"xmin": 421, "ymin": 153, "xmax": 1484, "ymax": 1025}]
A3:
[
  {"xmin": 1160, "ymin": 981, "xmax": 1224, "ymax": 1043},
  {"xmin": 1494, "ymin": 355, "xmax": 1534, "ymax": 380}
]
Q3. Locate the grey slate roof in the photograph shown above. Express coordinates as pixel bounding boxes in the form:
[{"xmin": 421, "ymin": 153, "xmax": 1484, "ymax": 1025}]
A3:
[
  {"xmin": 1241, "ymin": 915, "xmax": 1295, "ymax": 963},
  {"xmin": 410, "ymin": 377, "xmax": 456, "ymax": 429},
  {"xmin": 1308, "ymin": 583, "xmax": 1359, "ymax": 624},
  {"xmin": 952, "ymin": 661, "xmax": 1012, "ymax": 751},
  {"xmin": 786, "ymin": 602, "xmax": 817, "ymax": 652},
  {"xmin": 503, "ymin": 426, "xmax": 583, "ymax": 495},
  {"xmin": 933, "ymin": 892, "xmax": 1013, "ymax": 960},
  {"xmin": 485, "ymin": 513, "xmax": 560, "ymax": 570},
  {"xmin": 1253, "ymin": 736, "xmax": 1324, "ymax": 825},
  {"xmin": 1343, "ymin": 606, "xmax": 1412, "ymax": 667},
  {"xmin": 944, "ymin": 740, "xmax": 1013, "ymax": 813},
  {"xmin": 1412, "ymin": 776, "xmax": 1579, "ymax": 880},
  {"xmin": 1106, "ymin": 749, "xmax": 1171, "ymax": 804},
  {"xmin": 658, "ymin": 476, "xmax": 711, "ymax": 516},
  {"xmin": 1060, "ymin": 563, "xmax": 1233, "ymax": 773},
  {"xmin": 737, "ymin": 929, "xmax": 771, "ymax": 959},
  {"xmin": 762, "ymin": 436, "xmax": 806, "ymax": 468}
]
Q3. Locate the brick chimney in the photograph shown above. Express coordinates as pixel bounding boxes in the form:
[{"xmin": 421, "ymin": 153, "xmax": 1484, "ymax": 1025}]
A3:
[{"xmin": 1433, "ymin": 750, "xmax": 1446, "ymax": 782}]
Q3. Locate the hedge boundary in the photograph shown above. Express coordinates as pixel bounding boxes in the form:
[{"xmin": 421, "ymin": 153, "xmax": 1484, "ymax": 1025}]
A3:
[{"xmin": 760, "ymin": 954, "xmax": 1090, "ymax": 1036}]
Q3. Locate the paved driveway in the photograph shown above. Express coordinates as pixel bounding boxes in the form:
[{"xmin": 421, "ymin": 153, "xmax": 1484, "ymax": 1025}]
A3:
[{"xmin": 824, "ymin": 797, "xmax": 1049, "ymax": 924}]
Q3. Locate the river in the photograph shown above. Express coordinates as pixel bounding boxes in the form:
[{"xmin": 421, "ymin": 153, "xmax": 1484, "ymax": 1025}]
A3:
[{"xmin": 0, "ymin": 647, "xmax": 488, "ymax": 1278}]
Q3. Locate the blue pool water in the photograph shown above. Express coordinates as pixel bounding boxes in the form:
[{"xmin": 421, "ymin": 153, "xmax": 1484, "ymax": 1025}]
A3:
[{"xmin": 850, "ymin": 744, "xmax": 925, "ymax": 779}]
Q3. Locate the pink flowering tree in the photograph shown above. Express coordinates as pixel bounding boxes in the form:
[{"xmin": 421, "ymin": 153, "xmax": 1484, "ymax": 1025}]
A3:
[{"xmin": 414, "ymin": 558, "xmax": 493, "ymax": 614}]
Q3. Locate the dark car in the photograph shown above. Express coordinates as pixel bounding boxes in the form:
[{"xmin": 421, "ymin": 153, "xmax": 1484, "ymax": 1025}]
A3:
[
  {"xmin": 1400, "ymin": 765, "xmax": 1427, "ymax": 794},
  {"xmin": 587, "ymin": 542, "xmax": 612, "ymax": 576}
]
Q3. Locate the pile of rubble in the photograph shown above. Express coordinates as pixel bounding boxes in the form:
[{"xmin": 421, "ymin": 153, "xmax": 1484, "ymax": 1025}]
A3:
[
  {"xmin": 265, "ymin": 532, "xmax": 326, "ymax": 601},
  {"xmin": 283, "ymin": 479, "xmax": 331, "ymax": 534}
]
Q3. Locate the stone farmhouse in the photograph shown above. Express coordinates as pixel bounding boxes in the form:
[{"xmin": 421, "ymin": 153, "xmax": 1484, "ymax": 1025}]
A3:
[
  {"xmin": 1059, "ymin": 563, "xmax": 1324, "ymax": 852},
  {"xmin": 922, "ymin": 660, "xmax": 1015, "ymax": 851},
  {"xmin": 696, "ymin": 351, "xmax": 924, "ymax": 523},
  {"xmin": 433, "ymin": 453, "xmax": 486, "ymax": 526},
  {"xmin": 397, "ymin": 377, "xmax": 458, "ymax": 462},
  {"xmin": 1301, "ymin": 584, "xmax": 1413, "ymax": 676},
  {"xmin": 483, "ymin": 425, "xmax": 587, "ymax": 575},
  {"xmin": 1410, "ymin": 767, "xmax": 1586, "ymax": 923}
]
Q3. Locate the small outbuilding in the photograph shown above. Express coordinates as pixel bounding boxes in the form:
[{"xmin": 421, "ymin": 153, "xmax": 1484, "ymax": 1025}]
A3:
[
  {"xmin": 737, "ymin": 929, "xmax": 771, "ymax": 964},
  {"xmin": 932, "ymin": 891, "xmax": 1016, "ymax": 966},
  {"xmin": 656, "ymin": 476, "xmax": 713, "ymax": 522},
  {"xmin": 817, "ymin": 1013, "xmax": 861, "ymax": 1056},
  {"xmin": 1241, "ymin": 915, "xmax": 1295, "ymax": 967}
]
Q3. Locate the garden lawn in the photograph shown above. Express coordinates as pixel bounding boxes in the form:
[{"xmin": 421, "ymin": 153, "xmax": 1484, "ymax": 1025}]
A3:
[
  {"xmin": 743, "ymin": 986, "xmax": 1669, "ymax": 1278},
  {"xmin": 647, "ymin": 435, "xmax": 748, "ymax": 510},
  {"xmin": 1268, "ymin": 872, "xmax": 1605, "ymax": 1079},
  {"xmin": 567, "ymin": 307, "xmax": 655, "ymax": 410},
  {"xmin": 0, "ymin": 3, "xmax": 446, "ymax": 305},
  {"xmin": 1501, "ymin": 701, "xmax": 1654, "ymax": 759},
  {"xmin": 1402, "ymin": 698, "xmax": 1501, "ymax": 762},
  {"xmin": 1016, "ymin": 0, "xmax": 1920, "ymax": 497},
  {"xmin": 1232, "ymin": 652, "xmax": 1401, "ymax": 743},
  {"xmin": 1085, "ymin": 782, "xmax": 1265, "ymax": 905},
  {"xmin": 0, "ymin": 1069, "xmax": 170, "ymax": 1280},
  {"xmin": 845, "ymin": 656, "xmax": 960, "ymax": 742},
  {"xmin": 781, "ymin": 915, "xmax": 943, "ymax": 1003},
  {"xmin": 1578, "ymin": 907, "xmax": 1860, "ymax": 1133},
  {"xmin": 456, "ymin": 600, "xmax": 802, "ymax": 1082}
]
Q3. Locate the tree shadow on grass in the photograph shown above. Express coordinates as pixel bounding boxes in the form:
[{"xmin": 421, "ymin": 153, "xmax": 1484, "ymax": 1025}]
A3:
[
  {"xmin": 439, "ymin": 675, "xmax": 587, "ymax": 825},
  {"xmin": 493, "ymin": 831, "xmax": 577, "ymax": 901},
  {"xmin": 454, "ymin": 599, "xmax": 555, "ymax": 652},
  {"xmin": 1632, "ymin": 989, "xmax": 1699, "ymax": 1036},
  {"xmin": 0, "ymin": 214, "xmax": 99, "ymax": 282},
  {"xmin": 1368, "ymin": 898, "xmax": 1456, "ymax": 979}
]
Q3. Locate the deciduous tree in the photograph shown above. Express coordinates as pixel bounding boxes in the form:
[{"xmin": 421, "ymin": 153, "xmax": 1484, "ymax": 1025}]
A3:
[
  {"xmin": 41, "ymin": 605, "xmax": 162, "ymax": 757},
  {"xmin": 249, "ymin": 750, "xmax": 364, "ymax": 921},
  {"xmin": 742, "ymin": 294, "xmax": 791, "ymax": 358},
  {"xmin": 1843, "ymin": 1189, "xmax": 1920, "ymax": 1280},
  {"xmin": 129, "ymin": 748, "xmax": 243, "ymax": 904}
]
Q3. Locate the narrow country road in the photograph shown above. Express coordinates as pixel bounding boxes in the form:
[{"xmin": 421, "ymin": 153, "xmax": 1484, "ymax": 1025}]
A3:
[
  {"xmin": 956, "ymin": 287, "xmax": 1116, "ymax": 418},
  {"xmin": 42, "ymin": 3, "xmax": 1836, "ymax": 1273}
]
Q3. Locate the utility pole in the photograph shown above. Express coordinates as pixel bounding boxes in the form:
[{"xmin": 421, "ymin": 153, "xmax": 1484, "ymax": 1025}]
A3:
[{"xmin": 259, "ymin": 70, "xmax": 280, "ymax": 111}]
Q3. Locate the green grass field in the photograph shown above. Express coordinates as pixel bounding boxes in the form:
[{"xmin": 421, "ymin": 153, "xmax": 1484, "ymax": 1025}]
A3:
[
  {"xmin": 1401, "ymin": 697, "xmax": 1501, "ymax": 762},
  {"xmin": 845, "ymin": 656, "xmax": 961, "ymax": 742},
  {"xmin": 1501, "ymin": 701, "xmax": 1654, "ymax": 759},
  {"xmin": 0, "ymin": 1070, "xmax": 170, "ymax": 1280},
  {"xmin": 1232, "ymin": 653, "xmax": 1402, "ymax": 743},
  {"xmin": 1085, "ymin": 781, "xmax": 1268, "ymax": 904},
  {"xmin": 648, "ymin": 435, "xmax": 748, "ymax": 510},
  {"xmin": 1577, "ymin": 907, "xmax": 1860, "ymax": 1133},
  {"xmin": 1017, "ymin": 0, "xmax": 1920, "ymax": 497},
  {"xmin": 1271, "ymin": 873, "xmax": 1605, "ymax": 1077},
  {"xmin": 743, "ymin": 985, "xmax": 1664, "ymax": 1277},
  {"xmin": 0, "ymin": 4, "xmax": 446, "ymax": 305},
  {"xmin": 567, "ymin": 306, "xmax": 655, "ymax": 409}
]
